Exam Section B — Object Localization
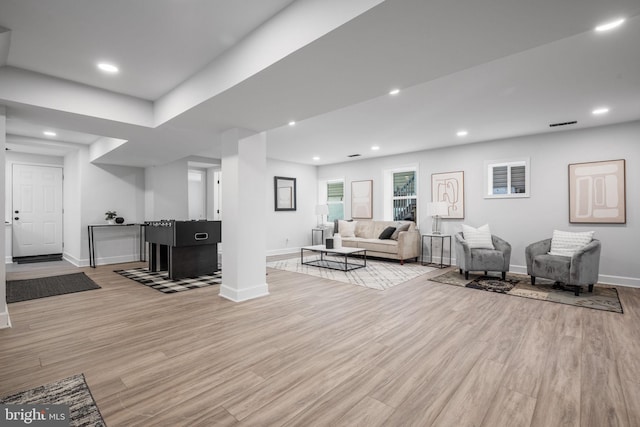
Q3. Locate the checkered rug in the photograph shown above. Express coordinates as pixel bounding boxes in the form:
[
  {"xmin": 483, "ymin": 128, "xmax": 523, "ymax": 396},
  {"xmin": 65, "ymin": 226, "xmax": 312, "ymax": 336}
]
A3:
[{"xmin": 114, "ymin": 267, "xmax": 222, "ymax": 293}]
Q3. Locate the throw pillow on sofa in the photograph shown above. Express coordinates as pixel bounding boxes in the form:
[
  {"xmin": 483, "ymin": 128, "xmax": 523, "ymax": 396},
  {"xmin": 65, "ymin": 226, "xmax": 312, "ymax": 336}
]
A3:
[
  {"xmin": 391, "ymin": 223, "xmax": 411, "ymax": 240},
  {"xmin": 378, "ymin": 226, "xmax": 396, "ymax": 240},
  {"xmin": 338, "ymin": 220, "xmax": 357, "ymax": 237},
  {"xmin": 461, "ymin": 224, "xmax": 494, "ymax": 249}
]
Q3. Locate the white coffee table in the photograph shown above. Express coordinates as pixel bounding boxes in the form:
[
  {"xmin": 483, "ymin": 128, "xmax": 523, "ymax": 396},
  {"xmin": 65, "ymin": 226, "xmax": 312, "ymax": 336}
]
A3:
[{"xmin": 300, "ymin": 245, "xmax": 367, "ymax": 271}]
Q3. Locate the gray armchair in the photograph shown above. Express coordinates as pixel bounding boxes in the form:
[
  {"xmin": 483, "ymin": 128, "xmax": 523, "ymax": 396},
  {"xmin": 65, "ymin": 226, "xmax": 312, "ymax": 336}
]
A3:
[
  {"xmin": 454, "ymin": 232, "xmax": 512, "ymax": 280},
  {"xmin": 525, "ymin": 238, "xmax": 601, "ymax": 296}
]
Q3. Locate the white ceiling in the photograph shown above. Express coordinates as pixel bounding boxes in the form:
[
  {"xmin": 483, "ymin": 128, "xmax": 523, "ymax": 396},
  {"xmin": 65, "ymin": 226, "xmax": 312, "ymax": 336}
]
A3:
[{"xmin": 1, "ymin": 0, "xmax": 639, "ymax": 167}]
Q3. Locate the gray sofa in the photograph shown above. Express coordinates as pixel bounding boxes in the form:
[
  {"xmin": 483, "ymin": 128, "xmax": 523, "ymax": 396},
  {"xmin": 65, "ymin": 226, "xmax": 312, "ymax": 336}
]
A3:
[
  {"xmin": 525, "ymin": 237, "xmax": 601, "ymax": 296},
  {"xmin": 337, "ymin": 220, "xmax": 420, "ymax": 264}
]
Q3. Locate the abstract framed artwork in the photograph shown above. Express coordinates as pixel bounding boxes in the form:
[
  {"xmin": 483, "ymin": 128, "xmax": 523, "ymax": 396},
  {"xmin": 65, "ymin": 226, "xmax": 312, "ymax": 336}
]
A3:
[
  {"xmin": 274, "ymin": 176, "xmax": 296, "ymax": 211},
  {"xmin": 569, "ymin": 159, "xmax": 626, "ymax": 223},
  {"xmin": 431, "ymin": 171, "xmax": 464, "ymax": 219},
  {"xmin": 351, "ymin": 180, "xmax": 373, "ymax": 219}
]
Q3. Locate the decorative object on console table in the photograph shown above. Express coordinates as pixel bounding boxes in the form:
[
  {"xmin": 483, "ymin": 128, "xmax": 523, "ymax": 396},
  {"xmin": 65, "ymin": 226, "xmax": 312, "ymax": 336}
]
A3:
[
  {"xmin": 351, "ymin": 180, "xmax": 373, "ymax": 219},
  {"xmin": 274, "ymin": 176, "xmax": 297, "ymax": 211},
  {"xmin": 568, "ymin": 159, "xmax": 626, "ymax": 224},
  {"xmin": 315, "ymin": 204, "xmax": 329, "ymax": 226},
  {"xmin": 431, "ymin": 171, "xmax": 464, "ymax": 219},
  {"xmin": 426, "ymin": 202, "xmax": 448, "ymax": 234},
  {"xmin": 105, "ymin": 210, "xmax": 117, "ymax": 225},
  {"xmin": 115, "ymin": 216, "xmax": 125, "ymax": 224}
]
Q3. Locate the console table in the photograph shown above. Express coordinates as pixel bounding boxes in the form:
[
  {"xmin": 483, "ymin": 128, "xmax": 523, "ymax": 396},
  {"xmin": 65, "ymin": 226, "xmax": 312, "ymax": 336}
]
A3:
[{"xmin": 88, "ymin": 223, "xmax": 145, "ymax": 267}]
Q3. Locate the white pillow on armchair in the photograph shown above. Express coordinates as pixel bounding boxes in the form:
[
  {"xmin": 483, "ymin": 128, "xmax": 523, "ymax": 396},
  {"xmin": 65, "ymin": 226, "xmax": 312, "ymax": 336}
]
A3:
[{"xmin": 461, "ymin": 224, "xmax": 494, "ymax": 249}]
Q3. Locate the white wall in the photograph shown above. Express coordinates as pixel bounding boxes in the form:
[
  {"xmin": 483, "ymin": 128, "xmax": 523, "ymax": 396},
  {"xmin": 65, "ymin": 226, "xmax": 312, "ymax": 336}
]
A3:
[
  {"xmin": 266, "ymin": 158, "xmax": 318, "ymax": 255},
  {"xmin": 145, "ymin": 159, "xmax": 188, "ymax": 220},
  {"xmin": 63, "ymin": 147, "xmax": 145, "ymax": 266},
  {"xmin": 0, "ymin": 108, "xmax": 8, "ymax": 328},
  {"xmin": 319, "ymin": 120, "xmax": 640, "ymax": 287}
]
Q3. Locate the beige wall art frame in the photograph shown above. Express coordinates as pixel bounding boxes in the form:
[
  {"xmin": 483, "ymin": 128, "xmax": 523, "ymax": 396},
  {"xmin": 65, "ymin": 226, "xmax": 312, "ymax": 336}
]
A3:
[
  {"xmin": 351, "ymin": 180, "xmax": 373, "ymax": 219},
  {"xmin": 431, "ymin": 171, "xmax": 464, "ymax": 219},
  {"xmin": 569, "ymin": 159, "xmax": 626, "ymax": 224}
]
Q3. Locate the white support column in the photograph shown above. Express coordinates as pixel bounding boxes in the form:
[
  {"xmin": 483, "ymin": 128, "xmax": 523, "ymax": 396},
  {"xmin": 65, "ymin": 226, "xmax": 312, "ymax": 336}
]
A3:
[
  {"xmin": 0, "ymin": 106, "xmax": 9, "ymax": 328},
  {"xmin": 219, "ymin": 128, "xmax": 269, "ymax": 302}
]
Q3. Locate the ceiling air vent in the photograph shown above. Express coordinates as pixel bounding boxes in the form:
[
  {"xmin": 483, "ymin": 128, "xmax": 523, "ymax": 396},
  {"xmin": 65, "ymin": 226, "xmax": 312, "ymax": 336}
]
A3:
[
  {"xmin": 549, "ymin": 120, "xmax": 577, "ymax": 127},
  {"xmin": 347, "ymin": 154, "xmax": 361, "ymax": 158}
]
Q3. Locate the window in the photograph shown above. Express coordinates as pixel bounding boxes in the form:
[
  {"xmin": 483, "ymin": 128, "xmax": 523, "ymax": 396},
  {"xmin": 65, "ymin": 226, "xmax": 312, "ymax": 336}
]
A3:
[
  {"xmin": 484, "ymin": 158, "xmax": 530, "ymax": 198},
  {"xmin": 392, "ymin": 170, "xmax": 417, "ymax": 221},
  {"xmin": 320, "ymin": 179, "xmax": 344, "ymax": 222}
]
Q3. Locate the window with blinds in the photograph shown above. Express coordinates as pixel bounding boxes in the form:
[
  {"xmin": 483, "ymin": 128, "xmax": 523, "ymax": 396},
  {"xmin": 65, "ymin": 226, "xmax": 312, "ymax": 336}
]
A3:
[
  {"xmin": 485, "ymin": 159, "xmax": 530, "ymax": 198},
  {"xmin": 326, "ymin": 180, "xmax": 344, "ymax": 221}
]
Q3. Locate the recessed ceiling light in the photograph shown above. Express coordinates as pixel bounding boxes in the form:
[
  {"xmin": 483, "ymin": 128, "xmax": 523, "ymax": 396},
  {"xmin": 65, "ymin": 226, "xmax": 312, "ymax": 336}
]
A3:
[
  {"xmin": 456, "ymin": 130, "xmax": 468, "ymax": 137},
  {"xmin": 371, "ymin": 145, "xmax": 380, "ymax": 151},
  {"xmin": 595, "ymin": 18, "xmax": 625, "ymax": 32},
  {"xmin": 97, "ymin": 62, "xmax": 119, "ymax": 73},
  {"xmin": 389, "ymin": 88, "xmax": 400, "ymax": 95},
  {"xmin": 288, "ymin": 121, "xmax": 296, "ymax": 126},
  {"xmin": 43, "ymin": 131, "xmax": 57, "ymax": 137},
  {"xmin": 312, "ymin": 156, "xmax": 320, "ymax": 161},
  {"xmin": 592, "ymin": 107, "xmax": 610, "ymax": 115}
]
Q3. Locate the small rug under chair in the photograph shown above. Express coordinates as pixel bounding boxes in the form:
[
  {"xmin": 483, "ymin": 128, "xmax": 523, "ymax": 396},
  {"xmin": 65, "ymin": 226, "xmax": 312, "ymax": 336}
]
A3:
[
  {"xmin": 6, "ymin": 272, "xmax": 101, "ymax": 303},
  {"xmin": 115, "ymin": 267, "xmax": 222, "ymax": 293},
  {"xmin": 0, "ymin": 373, "xmax": 106, "ymax": 426},
  {"xmin": 267, "ymin": 257, "xmax": 435, "ymax": 290},
  {"xmin": 430, "ymin": 270, "xmax": 622, "ymax": 313}
]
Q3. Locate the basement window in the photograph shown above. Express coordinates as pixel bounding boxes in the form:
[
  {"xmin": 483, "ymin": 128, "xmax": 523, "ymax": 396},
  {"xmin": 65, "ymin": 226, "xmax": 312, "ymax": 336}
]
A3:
[{"xmin": 484, "ymin": 158, "xmax": 530, "ymax": 198}]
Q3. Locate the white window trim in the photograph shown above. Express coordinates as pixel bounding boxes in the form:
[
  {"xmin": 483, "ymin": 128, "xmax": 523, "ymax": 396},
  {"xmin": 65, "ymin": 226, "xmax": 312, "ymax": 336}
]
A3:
[
  {"xmin": 383, "ymin": 165, "xmax": 419, "ymax": 221},
  {"xmin": 484, "ymin": 157, "xmax": 530, "ymax": 199},
  {"xmin": 319, "ymin": 178, "xmax": 345, "ymax": 222}
]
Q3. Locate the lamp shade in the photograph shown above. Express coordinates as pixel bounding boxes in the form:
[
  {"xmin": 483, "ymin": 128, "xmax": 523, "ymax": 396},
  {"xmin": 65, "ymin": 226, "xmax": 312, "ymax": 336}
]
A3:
[
  {"xmin": 427, "ymin": 201, "xmax": 448, "ymax": 217},
  {"xmin": 315, "ymin": 204, "xmax": 329, "ymax": 215}
]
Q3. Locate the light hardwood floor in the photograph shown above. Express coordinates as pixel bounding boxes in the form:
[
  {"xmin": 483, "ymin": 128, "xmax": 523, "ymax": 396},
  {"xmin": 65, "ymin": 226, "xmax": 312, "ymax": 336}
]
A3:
[{"xmin": 2, "ymin": 260, "xmax": 639, "ymax": 426}]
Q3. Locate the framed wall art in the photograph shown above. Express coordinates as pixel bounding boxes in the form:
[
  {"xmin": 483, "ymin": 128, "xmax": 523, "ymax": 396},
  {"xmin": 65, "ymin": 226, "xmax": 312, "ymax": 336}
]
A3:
[
  {"xmin": 431, "ymin": 171, "xmax": 464, "ymax": 219},
  {"xmin": 274, "ymin": 176, "xmax": 296, "ymax": 211},
  {"xmin": 351, "ymin": 180, "xmax": 373, "ymax": 219},
  {"xmin": 569, "ymin": 159, "xmax": 626, "ymax": 223}
]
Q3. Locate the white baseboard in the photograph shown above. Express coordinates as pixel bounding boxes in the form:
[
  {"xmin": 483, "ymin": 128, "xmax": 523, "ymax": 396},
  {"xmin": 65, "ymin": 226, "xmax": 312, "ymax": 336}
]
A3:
[
  {"xmin": 64, "ymin": 253, "xmax": 141, "ymax": 268},
  {"xmin": 219, "ymin": 283, "xmax": 269, "ymax": 302},
  {"xmin": 266, "ymin": 247, "xmax": 300, "ymax": 257},
  {"xmin": 0, "ymin": 308, "xmax": 11, "ymax": 329}
]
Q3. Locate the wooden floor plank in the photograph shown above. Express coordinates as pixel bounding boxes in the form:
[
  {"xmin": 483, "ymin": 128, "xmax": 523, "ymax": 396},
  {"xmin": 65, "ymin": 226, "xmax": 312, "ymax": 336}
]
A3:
[{"xmin": 0, "ymin": 260, "xmax": 639, "ymax": 426}]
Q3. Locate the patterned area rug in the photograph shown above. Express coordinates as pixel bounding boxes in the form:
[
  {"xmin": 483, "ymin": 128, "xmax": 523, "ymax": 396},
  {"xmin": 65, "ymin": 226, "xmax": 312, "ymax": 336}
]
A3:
[
  {"xmin": 7, "ymin": 272, "xmax": 101, "ymax": 303},
  {"xmin": 0, "ymin": 374, "xmax": 105, "ymax": 426},
  {"xmin": 430, "ymin": 270, "xmax": 623, "ymax": 313},
  {"xmin": 267, "ymin": 257, "xmax": 435, "ymax": 291},
  {"xmin": 115, "ymin": 267, "xmax": 222, "ymax": 293}
]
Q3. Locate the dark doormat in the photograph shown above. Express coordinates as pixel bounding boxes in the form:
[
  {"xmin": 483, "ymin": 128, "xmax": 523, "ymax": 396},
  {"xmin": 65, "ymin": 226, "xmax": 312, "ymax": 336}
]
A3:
[
  {"xmin": 6, "ymin": 272, "xmax": 101, "ymax": 303},
  {"xmin": 14, "ymin": 253, "xmax": 63, "ymax": 264},
  {"xmin": 0, "ymin": 373, "xmax": 106, "ymax": 426}
]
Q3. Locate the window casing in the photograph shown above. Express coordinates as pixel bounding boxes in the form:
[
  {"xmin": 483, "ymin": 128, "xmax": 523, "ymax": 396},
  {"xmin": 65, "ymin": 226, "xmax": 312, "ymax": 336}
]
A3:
[
  {"xmin": 326, "ymin": 180, "xmax": 344, "ymax": 222},
  {"xmin": 392, "ymin": 170, "xmax": 417, "ymax": 221},
  {"xmin": 484, "ymin": 158, "xmax": 530, "ymax": 198}
]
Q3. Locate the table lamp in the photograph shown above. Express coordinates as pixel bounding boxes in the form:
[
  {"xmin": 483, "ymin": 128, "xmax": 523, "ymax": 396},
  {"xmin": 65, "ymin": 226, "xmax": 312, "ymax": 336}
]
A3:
[{"xmin": 427, "ymin": 201, "xmax": 448, "ymax": 234}]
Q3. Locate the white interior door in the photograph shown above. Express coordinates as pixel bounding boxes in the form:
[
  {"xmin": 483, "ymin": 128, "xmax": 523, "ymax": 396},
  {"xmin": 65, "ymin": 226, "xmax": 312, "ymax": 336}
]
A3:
[{"xmin": 12, "ymin": 164, "xmax": 64, "ymax": 258}]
